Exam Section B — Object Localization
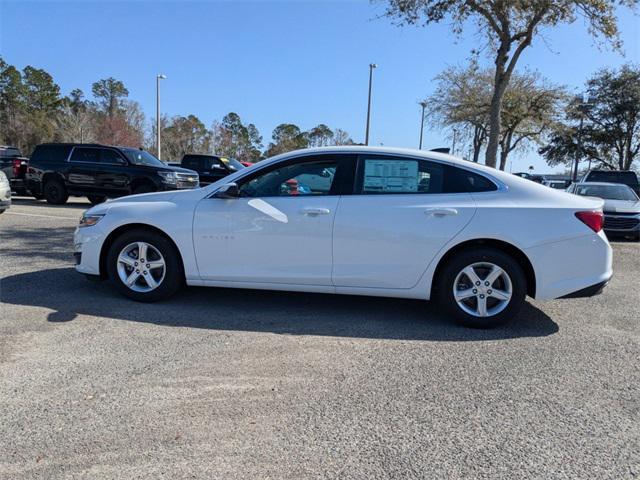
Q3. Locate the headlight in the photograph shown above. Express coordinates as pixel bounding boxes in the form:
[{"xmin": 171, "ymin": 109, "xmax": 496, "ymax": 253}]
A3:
[
  {"xmin": 79, "ymin": 213, "xmax": 105, "ymax": 227},
  {"xmin": 158, "ymin": 171, "xmax": 178, "ymax": 185}
]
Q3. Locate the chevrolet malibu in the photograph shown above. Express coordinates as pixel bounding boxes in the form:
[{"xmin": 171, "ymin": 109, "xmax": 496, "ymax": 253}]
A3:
[{"xmin": 74, "ymin": 147, "xmax": 612, "ymax": 328}]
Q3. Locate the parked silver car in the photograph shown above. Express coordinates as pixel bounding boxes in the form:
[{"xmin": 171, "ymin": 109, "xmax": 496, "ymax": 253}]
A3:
[
  {"xmin": 568, "ymin": 181, "xmax": 640, "ymax": 240},
  {"xmin": 0, "ymin": 171, "xmax": 11, "ymax": 214}
]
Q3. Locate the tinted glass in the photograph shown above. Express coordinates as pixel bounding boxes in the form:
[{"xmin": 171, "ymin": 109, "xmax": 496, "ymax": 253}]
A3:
[
  {"xmin": 239, "ymin": 160, "xmax": 338, "ymax": 197},
  {"xmin": 0, "ymin": 147, "xmax": 21, "ymax": 158},
  {"xmin": 182, "ymin": 157, "xmax": 204, "ymax": 170},
  {"xmin": 70, "ymin": 147, "xmax": 100, "ymax": 163},
  {"xmin": 220, "ymin": 157, "xmax": 244, "ymax": 171},
  {"xmin": 122, "ymin": 148, "xmax": 165, "ymax": 167},
  {"xmin": 587, "ymin": 171, "xmax": 639, "ymax": 187},
  {"xmin": 100, "ymin": 149, "xmax": 125, "ymax": 164},
  {"xmin": 575, "ymin": 184, "xmax": 639, "ymax": 201},
  {"xmin": 358, "ymin": 157, "xmax": 496, "ymax": 194},
  {"xmin": 443, "ymin": 165, "xmax": 497, "ymax": 193},
  {"xmin": 30, "ymin": 145, "xmax": 72, "ymax": 163}
]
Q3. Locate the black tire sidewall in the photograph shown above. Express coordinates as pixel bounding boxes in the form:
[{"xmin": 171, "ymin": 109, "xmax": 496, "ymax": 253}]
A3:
[
  {"xmin": 438, "ymin": 247, "xmax": 527, "ymax": 329},
  {"xmin": 132, "ymin": 184, "xmax": 155, "ymax": 195},
  {"xmin": 44, "ymin": 179, "xmax": 68, "ymax": 204},
  {"xmin": 87, "ymin": 195, "xmax": 107, "ymax": 205},
  {"xmin": 106, "ymin": 229, "xmax": 183, "ymax": 302}
]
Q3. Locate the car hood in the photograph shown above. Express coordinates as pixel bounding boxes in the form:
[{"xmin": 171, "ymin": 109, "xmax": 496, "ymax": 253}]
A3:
[
  {"xmin": 161, "ymin": 165, "xmax": 198, "ymax": 175},
  {"xmin": 602, "ymin": 199, "xmax": 640, "ymax": 214}
]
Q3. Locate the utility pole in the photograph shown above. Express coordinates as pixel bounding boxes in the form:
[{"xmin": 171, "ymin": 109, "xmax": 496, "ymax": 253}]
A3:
[
  {"xmin": 418, "ymin": 101, "xmax": 427, "ymax": 149},
  {"xmin": 156, "ymin": 74, "xmax": 167, "ymax": 160},
  {"xmin": 365, "ymin": 63, "xmax": 377, "ymax": 146}
]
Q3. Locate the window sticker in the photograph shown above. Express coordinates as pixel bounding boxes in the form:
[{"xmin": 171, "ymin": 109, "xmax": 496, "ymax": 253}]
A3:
[{"xmin": 363, "ymin": 159, "xmax": 419, "ymax": 193}]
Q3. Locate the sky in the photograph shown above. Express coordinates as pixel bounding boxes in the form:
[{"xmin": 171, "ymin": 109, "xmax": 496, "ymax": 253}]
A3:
[{"xmin": 1, "ymin": 0, "xmax": 639, "ymax": 172}]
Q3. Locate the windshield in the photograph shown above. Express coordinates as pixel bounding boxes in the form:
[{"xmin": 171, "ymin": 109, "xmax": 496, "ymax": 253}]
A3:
[
  {"xmin": 122, "ymin": 148, "xmax": 166, "ymax": 167},
  {"xmin": 220, "ymin": 157, "xmax": 245, "ymax": 171},
  {"xmin": 575, "ymin": 184, "xmax": 639, "ymax": 201}
]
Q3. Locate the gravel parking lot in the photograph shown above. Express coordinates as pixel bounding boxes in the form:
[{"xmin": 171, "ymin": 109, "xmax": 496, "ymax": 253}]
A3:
[{"xmin": 1, "ymin": 197, "xmax": 639, "ymax": 479}]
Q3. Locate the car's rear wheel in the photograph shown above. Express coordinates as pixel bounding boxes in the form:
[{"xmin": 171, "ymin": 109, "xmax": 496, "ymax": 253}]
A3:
[
  {"xmin": 106, "ymin": 229, "xmax": 183, "ymax": 302},
  {"xmin": 87, "ymin": 195, "xmax": 107, "ymax": 205},
  {"xmin": 437, "ymin": 247, "xmax": 527, "ymax": 328},
  {"xmin": 43, "ymin": 178, "xmax": 68, "ymax": 205}
]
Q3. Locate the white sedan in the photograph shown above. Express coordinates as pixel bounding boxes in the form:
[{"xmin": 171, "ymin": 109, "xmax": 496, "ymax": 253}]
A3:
[{"xmin": 74, "ymin": 147, "xmax": 612, "ymax": 328}]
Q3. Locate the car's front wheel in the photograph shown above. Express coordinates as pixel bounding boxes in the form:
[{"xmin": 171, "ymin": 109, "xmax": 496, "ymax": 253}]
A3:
[
  {"xmin": 106, "ymin": 229, "xmax": 183, "ymax": 302},
  {"xmin": 87, "ymin": 195, "xmax": 107, "ymax": 205},
  {"xmin": 437, "ymin": 247, "xmax": 527, "ymax": 328}
]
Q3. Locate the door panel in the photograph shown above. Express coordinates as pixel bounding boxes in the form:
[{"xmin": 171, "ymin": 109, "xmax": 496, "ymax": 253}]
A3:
[
  {"xmin": 194, "ymin": 196, "xmax": 339, "ymax": 284},
  {"xmin": 94, "ymin": 149, "xmax": 130, "ymax": 195},
  {"xmin": 332, "ymin": 194, "xmax": 476, "ymax": 289},
  {"xmin": 67, "ymin": 147, "xmax": 100, "ymax": 192},
  {"xmin": 193, "ymin": 154, "xmax": 355, "ymax": 285}
]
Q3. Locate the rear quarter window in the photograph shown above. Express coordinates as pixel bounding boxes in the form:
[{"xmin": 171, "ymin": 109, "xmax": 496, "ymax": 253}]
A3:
[
  {"xmin": 443, "ymin": 165, "xmax": 498, "ymax": 193},
  {"xmin": 30, "ymin": 145, "xmax": 72, "ymax": 164}
]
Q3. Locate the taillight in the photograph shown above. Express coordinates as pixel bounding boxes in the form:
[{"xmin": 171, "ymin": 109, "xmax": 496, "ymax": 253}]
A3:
[
  {"xmin": 12, "ymin": 158, "xmax": 22, "ymax": 177},
  {"xmin": 575, "ymin": 210, "xmax": 604, "ymax": 233}
]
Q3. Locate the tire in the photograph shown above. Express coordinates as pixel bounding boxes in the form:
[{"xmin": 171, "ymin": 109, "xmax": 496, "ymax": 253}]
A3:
[
  {"xmin": 132, "ymin": 184, "xmax": 155, "ymax": 195},
  {"xmin": 436, "ymin": 247, "xmax": 527, "ymax": 329},
  {"xmin": 87, "ymin": 195, "xmax": 107, "ymax": 205},
  {"xmin": 43, "ymin": 178, "xmax": 69, "ymax": 205},
  {"xmin": 106, "ymin": 228, "xmax": 183, "ymax": 302}
]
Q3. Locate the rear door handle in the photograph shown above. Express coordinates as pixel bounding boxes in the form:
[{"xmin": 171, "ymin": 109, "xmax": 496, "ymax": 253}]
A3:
[
  {"xmin": 424, "ymin": 208, "xmax": 458, "ymax": 217},
  {"xmin": 301, "ymin": 207, "xmax": 331, "ymax": 216}
]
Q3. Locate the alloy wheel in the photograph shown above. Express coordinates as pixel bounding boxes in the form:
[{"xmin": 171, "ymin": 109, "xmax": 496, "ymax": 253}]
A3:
[
  {"xmin": 453, "ymin": 262, "xmax": 513, "ymax": 318},
  {"xmin": 116, "ymin": 242, "xmax": 166, "ymax": 293}
]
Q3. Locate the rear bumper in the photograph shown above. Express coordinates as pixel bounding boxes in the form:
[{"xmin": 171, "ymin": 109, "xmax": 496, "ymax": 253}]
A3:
[{"xmin": 525, "ymin": 231, "xmax": 613, "ymax": 300}]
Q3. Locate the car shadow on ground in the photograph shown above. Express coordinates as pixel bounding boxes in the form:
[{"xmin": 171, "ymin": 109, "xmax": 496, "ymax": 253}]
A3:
[{"xmin": 1, "ymin": 267, "xmax": 559, "ymax": 342}]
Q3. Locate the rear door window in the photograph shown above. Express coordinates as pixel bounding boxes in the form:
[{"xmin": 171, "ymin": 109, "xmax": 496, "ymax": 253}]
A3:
[
  {"xmin": 356, "ymin": 156, "xmax": 497, "ymax": 194},
  {"xmin": 70, "ymin": 147, "xmax": 100, "ymax": 163}
]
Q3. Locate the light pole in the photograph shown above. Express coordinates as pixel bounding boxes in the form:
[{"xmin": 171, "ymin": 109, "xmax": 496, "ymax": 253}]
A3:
[
  {"xmin": 156, "ymin": 74, "xmax": 167, "ymax": 160},
  {"xmin": 365, "ymin": 63, "xmax": 377, "ymax": 146},
  {"xmin": 418, "ymin": 101, "xmax": 428, "ymax": 149},
  {"xmin": 452, "ymin": 128, "xmax": 458, "ymax": 156}
]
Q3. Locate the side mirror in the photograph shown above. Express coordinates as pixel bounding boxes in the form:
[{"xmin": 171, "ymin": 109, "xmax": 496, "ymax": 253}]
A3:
[{"xmin": 214, "ymin": 183, "xmax": 239, "ymax": 199}]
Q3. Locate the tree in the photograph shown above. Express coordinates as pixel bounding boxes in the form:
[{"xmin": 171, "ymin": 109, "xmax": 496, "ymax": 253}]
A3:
[
  {"xmin": 307, "ymin": 124, "xmax": 334, "ymax": 147},
  {"xmin": 162, "ymin": 114, "xmax": 212, "ymax": 160},
  {"xmin": 91, "ymin": 77, "xmax": 129, "ymax": 118},
  {"xmin": 427, "ymin": 65, "xmax": 564, "ymax": 169},
  {"xmin": 332, "ymin": 128, "xmax": 355, "ymax": 146},
  {"xmin": 56, "ymin": 89, "xmax": 95, "ymax": 143},
  {"xmin": 21, "ymin": 66, "xmax": 62, "ymax": 152},
  {"xmin": 211, "ymin": 112, "xmax": 263, "ymax": 162},
  {"xmin": 265, "ymin": 123, "xmax": 309, "ymax": 156},
  {"xmin": 381, "ymin": 0, "xmax": 638, "ymax": 168},
  {"xmin": 425, "ymin": 64, "xmax": 492, "ymax": 163},
  {"xmin": 540, "ymin": 64, "xmax": 640, "ymax": 171},
  {"xmin": 0, "ymin": 57, "xmax": 26, "ymax": 148}
]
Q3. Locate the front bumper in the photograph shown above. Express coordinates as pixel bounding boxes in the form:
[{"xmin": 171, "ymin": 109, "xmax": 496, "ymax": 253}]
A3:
[
  {"xmin": 603, "ymin": 213, "xmax": 640, "ymax": 237},
  {"xmin": 74, "ymin": 225, "xmax": 106, "ymax": 276},
  {"xmin": 560, "ymin": 278, "xmax": 611, "ymax": 298}
]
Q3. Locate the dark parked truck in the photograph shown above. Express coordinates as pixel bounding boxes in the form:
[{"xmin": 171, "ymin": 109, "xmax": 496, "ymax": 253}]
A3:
[
  {"xmin": 178, "ymin": 154, "xmax": 245, "ymax": 186},
  {"xmin": 0, "ymin": 145, "xmax": 29, "ymax": 195},
  {"xmin": 26, "ymin": 143, "xmax": 199, "ymax": 205}
]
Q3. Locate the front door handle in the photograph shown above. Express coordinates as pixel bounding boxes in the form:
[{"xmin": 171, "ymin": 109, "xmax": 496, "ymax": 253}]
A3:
[
  {"xmin": 301, "ymin": 207, "xmax": 331, "ymax": 216},
  {"xmin": 424, "ymin": 208, "xmax": 458, "ymax": 217}
]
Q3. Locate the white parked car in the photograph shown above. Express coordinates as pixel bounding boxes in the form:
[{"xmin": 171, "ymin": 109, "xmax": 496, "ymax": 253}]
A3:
[
  {"xmin": 0, "ymin": 171, "xmax": 11, "ymax": 214},
  {"xmin": 74, "ymin": 147, "xmax": 612, "ymax": 328}
]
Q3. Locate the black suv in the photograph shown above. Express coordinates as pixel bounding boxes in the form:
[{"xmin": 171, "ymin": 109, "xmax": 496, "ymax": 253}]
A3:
[
  {"xmin": 176, "ymin": 154, "xmax": 245, "ymax": 186},
  {"xmin": 26, "ymin": 143, "xmax": 199, "ymax": 205}
]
